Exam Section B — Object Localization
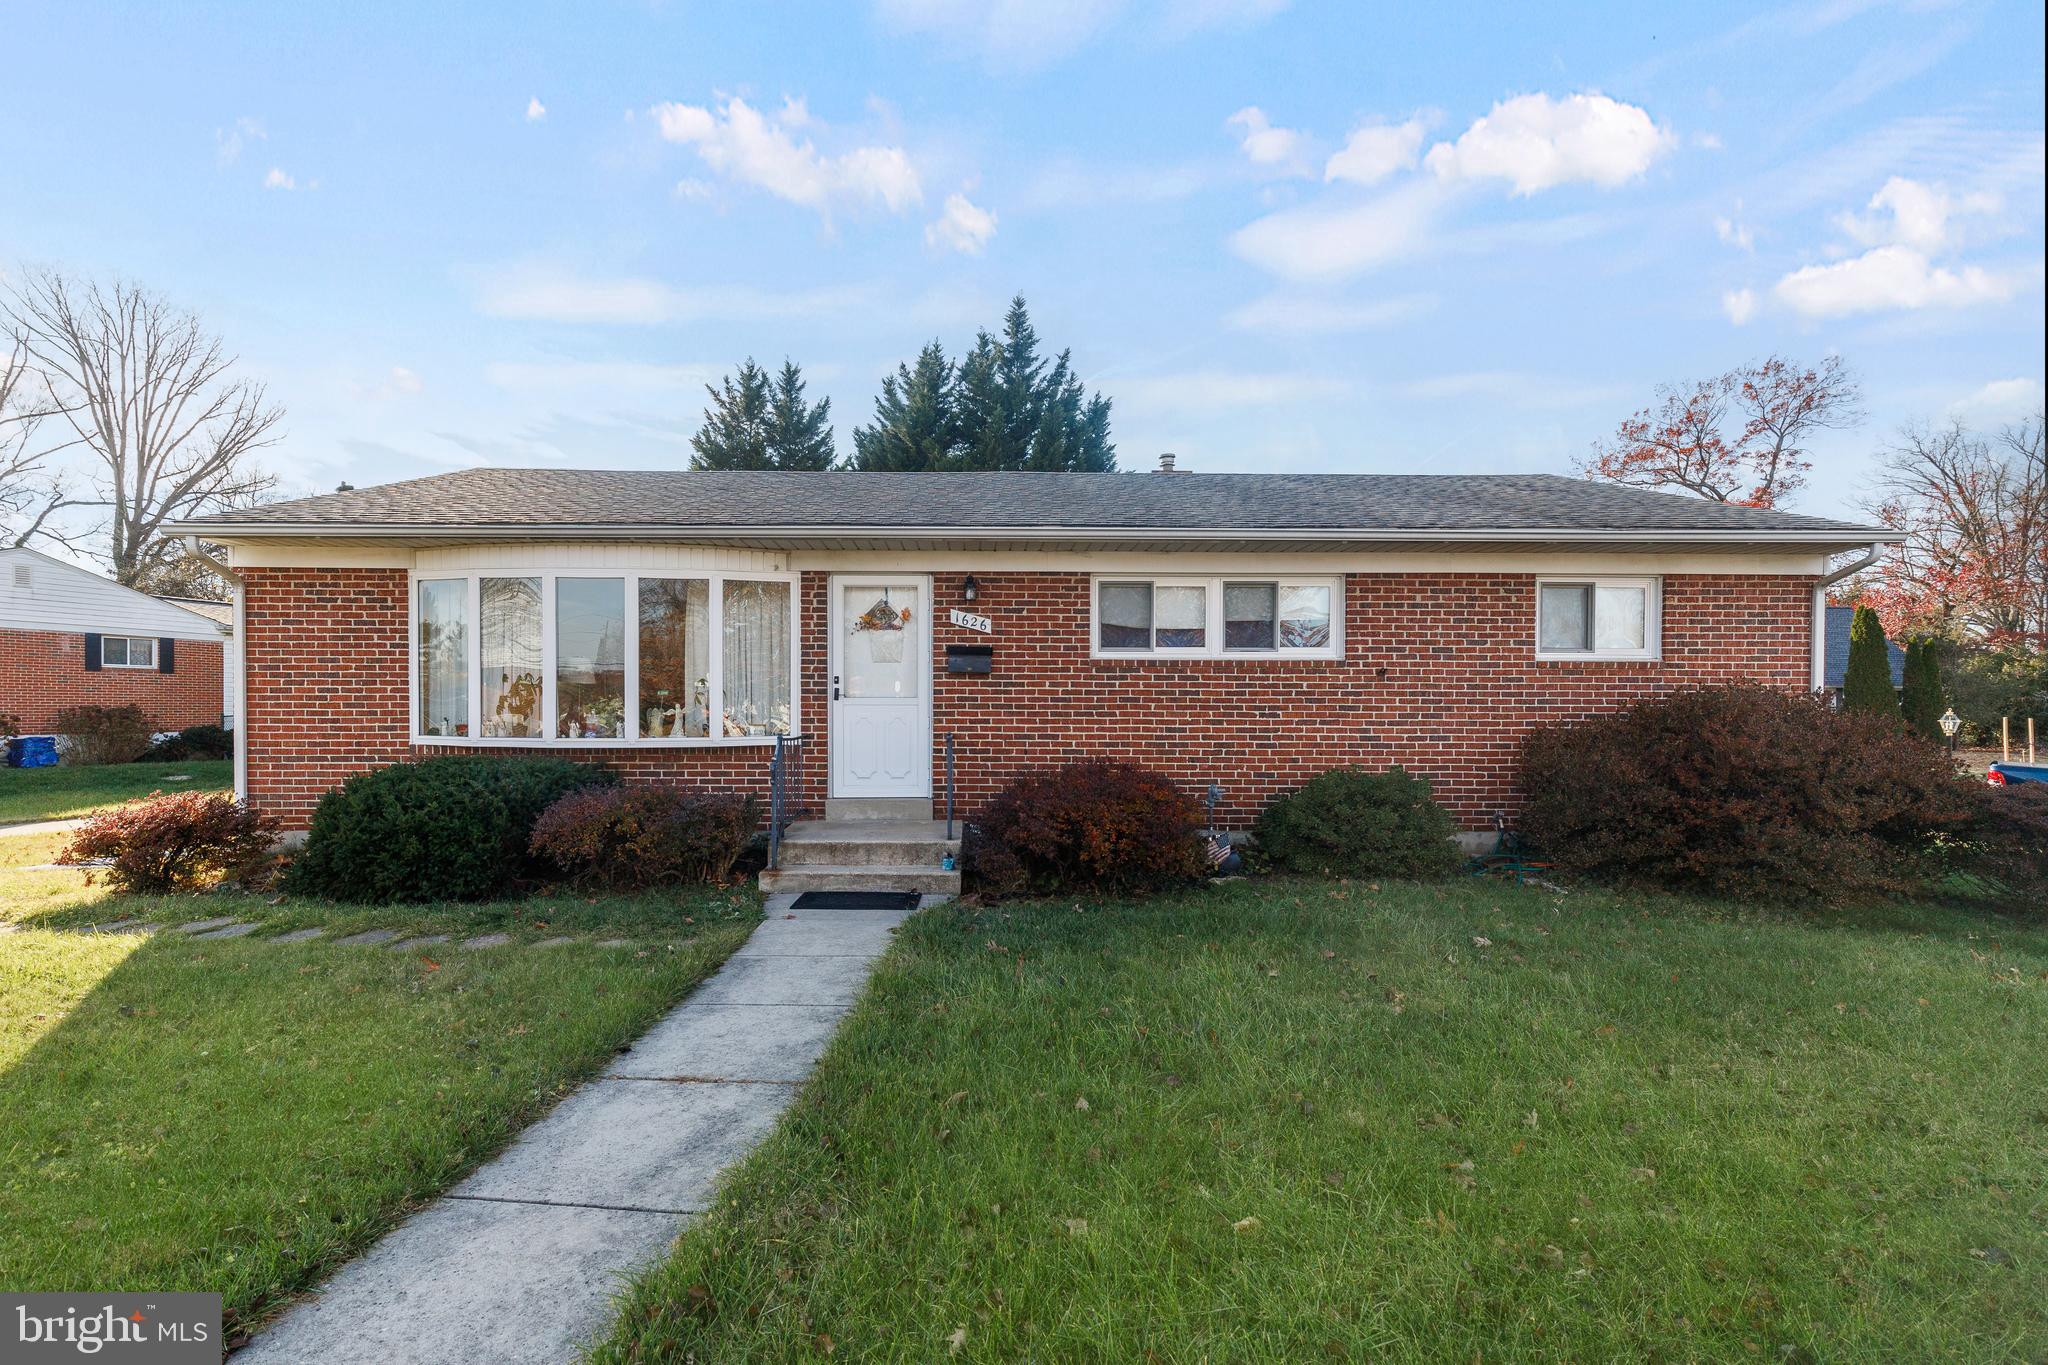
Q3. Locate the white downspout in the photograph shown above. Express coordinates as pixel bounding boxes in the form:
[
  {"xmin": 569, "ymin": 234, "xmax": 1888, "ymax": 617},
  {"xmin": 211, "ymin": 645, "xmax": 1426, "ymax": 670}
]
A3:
[
  {"xmin": 184, "ymin": 537, "xmax": 248, "ymax": 802},
  {"xmin": 1810, "ymin": 543, "xmax": 1882, "ymax": 694}
]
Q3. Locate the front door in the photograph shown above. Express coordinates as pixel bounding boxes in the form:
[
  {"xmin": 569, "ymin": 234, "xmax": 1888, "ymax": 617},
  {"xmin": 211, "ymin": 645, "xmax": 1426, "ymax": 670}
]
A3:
[{"xmin": 829, "ymin": 575, "xmax": 931, "ymax": 799}]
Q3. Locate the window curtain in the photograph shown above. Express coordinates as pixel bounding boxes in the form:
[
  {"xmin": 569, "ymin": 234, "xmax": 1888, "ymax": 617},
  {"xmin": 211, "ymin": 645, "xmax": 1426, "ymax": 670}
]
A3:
[{"xmin": 722, "ymin": 580, "xmax": 790, "ymax": 735}]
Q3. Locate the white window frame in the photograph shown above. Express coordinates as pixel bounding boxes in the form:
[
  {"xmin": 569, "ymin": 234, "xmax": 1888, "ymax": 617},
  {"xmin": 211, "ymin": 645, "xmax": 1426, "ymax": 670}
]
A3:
[
  {"xmin": 1090, "ymin": 575, "xmax": 1343, "ymax": 660},
  {"xmin": 102, "ymin": 634, "xmax": 157, "ymax": 669},
  {"xmin": 408, "ymin": 568, "xmax": 801, "ymax": 748},
  {"xmin": 1533, "ymin": 575, "xmax": 1662, "ymax": 662}
]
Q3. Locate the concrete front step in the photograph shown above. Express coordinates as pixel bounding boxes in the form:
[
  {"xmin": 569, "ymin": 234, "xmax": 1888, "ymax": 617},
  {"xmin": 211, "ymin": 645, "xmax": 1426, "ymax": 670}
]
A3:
[
  {"xmin": 759, "ymin": 863, "xmax": 962, "ymax": 895},
  {"xmin": 778, "ymin": 819, "xmax": 960, "ymax": 868},
  {"xmin": 823, "ymin": 797, "xmax": 934, "ymax": 821}
]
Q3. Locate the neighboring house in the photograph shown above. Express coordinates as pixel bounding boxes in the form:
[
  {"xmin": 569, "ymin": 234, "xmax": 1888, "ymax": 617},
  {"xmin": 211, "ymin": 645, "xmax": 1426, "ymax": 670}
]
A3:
[
  {"xmin": 174, "ymin": 467, "xmax": 1895, "ymax": 833},
  {"xmin": 1820, "ymin": 603, "xmax": 1906, "ymax": 698},
  {"xmin": 158, "ymin": 596, "xmax": 240, "ymax": 729},
  {"xmin": 0, "ymin": 545, "xmax": 230, "ymax": 734}
]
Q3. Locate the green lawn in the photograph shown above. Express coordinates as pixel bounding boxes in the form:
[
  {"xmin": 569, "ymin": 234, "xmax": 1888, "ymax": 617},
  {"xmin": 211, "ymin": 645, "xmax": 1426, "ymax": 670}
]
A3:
[
  {"xmin": 595, "ymin": 877, "xmax": 2047, "ymax": 1363},
  {"xmin": 0, "ymin": 759, "xmax": 232, "ymax": 825},
  {"xmin": 0, "ymin": 832, "xmax": 761, "ymax": 1343}
]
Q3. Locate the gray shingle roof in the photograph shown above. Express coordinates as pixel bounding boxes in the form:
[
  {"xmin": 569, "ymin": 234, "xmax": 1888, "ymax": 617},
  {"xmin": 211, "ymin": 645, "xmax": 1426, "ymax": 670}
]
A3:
[{"xmin": 182, "ymin": 469, "xmax": 1883, "ymax": 538}]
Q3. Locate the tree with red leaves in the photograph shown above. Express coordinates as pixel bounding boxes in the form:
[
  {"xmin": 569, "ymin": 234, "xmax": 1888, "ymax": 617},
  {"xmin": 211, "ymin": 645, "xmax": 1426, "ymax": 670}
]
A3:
[
  {"xmin": 1856, "ymin": 411, "xmax": 2047, "ymax": 654},
  {"xmin": 1580, "ymin": 355, "xmax": 1862, "ymax": 508}
]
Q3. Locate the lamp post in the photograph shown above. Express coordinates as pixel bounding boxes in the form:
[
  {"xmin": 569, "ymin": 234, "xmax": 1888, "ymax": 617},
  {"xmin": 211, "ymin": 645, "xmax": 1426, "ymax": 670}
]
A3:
[{"xmin": 1939, "ymin": 707, "xmax": 1961, "ymax": 759}]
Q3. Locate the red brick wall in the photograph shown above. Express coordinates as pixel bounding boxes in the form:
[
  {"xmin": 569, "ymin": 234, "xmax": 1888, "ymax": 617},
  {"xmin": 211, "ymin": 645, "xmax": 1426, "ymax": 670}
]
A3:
[
  {"xmin": 0, "ymin": 626, "xmax": 223, "ymax": 733},
  {"xmin": 240, "ymin": 565, "xmax": 1813, "ymax": 830}
]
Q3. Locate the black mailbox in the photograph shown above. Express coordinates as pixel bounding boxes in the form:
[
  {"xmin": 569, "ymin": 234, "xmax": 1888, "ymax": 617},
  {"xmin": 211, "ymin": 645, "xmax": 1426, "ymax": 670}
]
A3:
[{"xmin": 946, "ymin": 644, "xmax": 993, "ymax": 674}]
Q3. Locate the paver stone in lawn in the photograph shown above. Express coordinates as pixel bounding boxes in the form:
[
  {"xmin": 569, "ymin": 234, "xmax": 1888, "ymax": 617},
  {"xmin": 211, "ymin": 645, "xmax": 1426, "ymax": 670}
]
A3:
[
  {"xmin": 334, "ymin": 929, "xmax": 399, "ymax": 946},
  {"xmin": 192, "ymin": 922, "xmax": 257, "ymax": 939},
  {"xmin": 175, "ymin": 917, "xmax": 238, "ymax": 934},
  {"xmin": 269, "ymin": 927, "xmax": 327, "ymax": 944}
]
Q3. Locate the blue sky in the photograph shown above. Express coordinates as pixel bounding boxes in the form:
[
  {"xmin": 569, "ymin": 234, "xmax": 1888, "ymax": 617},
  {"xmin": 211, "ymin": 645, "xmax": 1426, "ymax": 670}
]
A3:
[{"xmin": 2, "ymin": 0, "xmax": 2042, "ymax": 521}]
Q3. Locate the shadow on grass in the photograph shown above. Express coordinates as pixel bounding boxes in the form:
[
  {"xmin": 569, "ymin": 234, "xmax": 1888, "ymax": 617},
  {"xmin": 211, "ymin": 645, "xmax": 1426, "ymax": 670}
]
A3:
[{"xmin": 0, "ymin": 888, "xmax": 760, "ymax": 1341}]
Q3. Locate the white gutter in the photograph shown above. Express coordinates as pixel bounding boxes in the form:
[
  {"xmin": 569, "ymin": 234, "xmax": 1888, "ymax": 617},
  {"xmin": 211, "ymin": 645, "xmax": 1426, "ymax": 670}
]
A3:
[
  {"xmin": 170, "ymin": 521, "xmax": 1901, "ymax": 546},
  {"xmin": 183, "ymin": 537, "xmax": 249, "ymax": 803},
  {"xmin": 1809, "ymin": 542, "xmax": 1884, "ymax": 693}
]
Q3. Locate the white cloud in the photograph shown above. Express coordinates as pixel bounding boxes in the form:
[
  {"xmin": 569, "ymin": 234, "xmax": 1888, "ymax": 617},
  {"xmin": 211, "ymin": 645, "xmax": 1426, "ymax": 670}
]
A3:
[
  {"xmin": 350, "ymin": 366, "xmax": 426, "ymax": 402},
  {"xmin": 651, "ymin": 95, "xmax": 922, "ymax": 218},
  {"xmin": 1423, "ymin": 92, "xmax": 1675, "ymax": 195},
  {"xmin": 1721, "ymin": 287, "xmax": 1758, "ymax": 325},
  {"xmin": 1714, "ymin": 212, "xmax": 1753, "ymax": 251},
  {"xmin": 875, "ymin": 0, "xmax": 1287, "ymax": 68},
  {"xmin": 526, "ymin": 97, "xmax": 547, "ymax": 122},
  {"xmin": 925, "ymin": 191, "xmax": 998, "ymax": 254},
  {"xmin": 465, "ymin": 259, "xmax": 878, "ymax": 325},
  {"xmin": 1227, "ymin": 107, "xmax": 1312, "ymax": 176},
  {"xmin": 1115, "ymin": 369, "xmax": 1347, "ymax": 415},
  {"xmin": 1949, "ymin": 377, "xmax": 2045, "ymax": 423},
  {"xmin": 1774, "ymin": 245, "xmax": 2025, "ymax": 317},
  {"xmin": 1229, "ymin": 179, "xmax": 1447, "ymax": 282},
  {"xmin": 263, "ymin": 167, "xmax": 297, "ymax": 191},
  {"xmin": 1324, "ymin": 118, "xmax": 1427, "ymax": 186},
  {"xmin": 1226, "ymin": 292, "xmax": 1434, "ymax": 334},
  {"xmin": 1836, "ymin": 175, "xmax": 1999, "ymax": 253},
  {"xmin": 215, "ymin": 116, "xmax": 265, "ymax": 166}
]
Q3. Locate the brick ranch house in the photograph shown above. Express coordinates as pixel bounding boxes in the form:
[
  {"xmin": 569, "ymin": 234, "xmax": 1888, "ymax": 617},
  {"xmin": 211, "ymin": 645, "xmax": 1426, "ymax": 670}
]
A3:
[
  {"xmin": 174, "ymin": 467, "xmax": 1893, "ymax": 837},
  {"xmin": 1, "ymin": 545, "xmax": 230, "ymax": 736}
]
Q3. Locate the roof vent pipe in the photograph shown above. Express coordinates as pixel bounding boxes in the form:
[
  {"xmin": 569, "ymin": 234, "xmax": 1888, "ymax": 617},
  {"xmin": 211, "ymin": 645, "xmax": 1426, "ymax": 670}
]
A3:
[{"xmin": 1156, "ymin": 452, "xmax": 1179, "ymax": 473}]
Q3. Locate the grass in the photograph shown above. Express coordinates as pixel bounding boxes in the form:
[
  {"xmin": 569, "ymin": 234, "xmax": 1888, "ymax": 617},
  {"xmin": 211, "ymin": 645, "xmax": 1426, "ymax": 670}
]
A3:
[
  {"xmin": 595, "ymin": 877, "xmax": 2048, "ymax": 1363},
  {"xmin": 0, "ymin": 759, "xmax": 232, "ymax": 825},
  {"xmin": 0, "ymin": 830, "xmax": 761, "ymax": 1342}
]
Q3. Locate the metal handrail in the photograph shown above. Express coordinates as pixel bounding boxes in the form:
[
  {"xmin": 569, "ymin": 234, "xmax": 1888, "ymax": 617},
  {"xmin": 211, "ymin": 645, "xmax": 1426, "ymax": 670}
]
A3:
[
  {"xmin": 944, "ymin": 732, "xmax": 957, "ymax": 840},
  {"xmin": 767, "ymin": 732, "xmax": 808, "ymax": 871}
]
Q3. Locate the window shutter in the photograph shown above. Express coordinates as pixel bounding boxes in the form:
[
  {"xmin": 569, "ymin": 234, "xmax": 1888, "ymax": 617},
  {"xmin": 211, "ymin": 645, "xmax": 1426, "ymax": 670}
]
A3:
[
  {"xmin": 159, "ymin": 638, "xmax": 176, "ymax": 674},
  {"xmin": 84, "ymin": 634, "xmax": 102, "ymax": 671}
]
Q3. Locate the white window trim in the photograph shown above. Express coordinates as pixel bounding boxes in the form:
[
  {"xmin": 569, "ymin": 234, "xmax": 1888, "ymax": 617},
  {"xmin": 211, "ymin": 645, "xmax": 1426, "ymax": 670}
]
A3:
[
  {"xmin": 1534, "ymin": 575, "xmax": 1662, "ymax": 662},
  {"xmin": 102, "ymin": 634, "xmax": 157, "ymax": 669},
  {"xmin": 1090, "ymin": 575, "xmax": 1343, "ymax": 660},
  {"xmin": 407, "ymin": 568, "xmax": 801, "ymax": 748}
]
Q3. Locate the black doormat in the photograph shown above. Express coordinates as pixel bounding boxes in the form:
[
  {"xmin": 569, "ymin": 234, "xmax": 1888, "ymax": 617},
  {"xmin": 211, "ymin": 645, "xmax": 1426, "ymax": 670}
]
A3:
[{"xmin": 789, "ymin": 891, "xmax": 921, "ymax": 911}]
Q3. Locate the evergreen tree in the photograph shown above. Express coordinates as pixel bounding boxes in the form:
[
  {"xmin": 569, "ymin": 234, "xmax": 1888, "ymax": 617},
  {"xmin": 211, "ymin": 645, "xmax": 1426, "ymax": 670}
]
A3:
[
  {"xmin": 689, "ymin": 360, "xmax": 772, "ymax": 469},
  {"xmin": 763, "ymin": 360, "xmax": 837, "ymax": 469},
  {"xmin": 851, "ymin": 343, "xmax": 959, "ymax": 470},
  {"xmin": 850, "ymin": 296, "xmax": 1116, "ymax": 471},
  {"xmin": 1841, "ymin": 604, "xmax": 1901, "ymax": 718},
  {"xmin": 1900, "ymin": 636, "xmax": 1946, "ymax": 741}
]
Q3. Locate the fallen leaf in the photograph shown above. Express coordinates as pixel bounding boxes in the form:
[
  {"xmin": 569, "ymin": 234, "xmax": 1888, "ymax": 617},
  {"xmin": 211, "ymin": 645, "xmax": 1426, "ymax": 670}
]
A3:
[
  {"xmin": 1074, "ymin": 1095, "xmax": 1090, "ymax": 1111},
  {"xmin": 1629, "ymin": 1167, "xmax": 1657, "ymax": 1182},
  {"xmin": 1064, "ymin": 1218, "xmax": 1088, "ymax": 1235},
  {"xmin": 422, "ymin": 959, "xmax": 440, "ymax": 971},
  {"xmin": 947, "ymin": 1326, "xmax": 967, "ymax": 1355},
  {"xmin": 1233, "ymin": 1215, "xmax": 1261, "ymax": 1233}
]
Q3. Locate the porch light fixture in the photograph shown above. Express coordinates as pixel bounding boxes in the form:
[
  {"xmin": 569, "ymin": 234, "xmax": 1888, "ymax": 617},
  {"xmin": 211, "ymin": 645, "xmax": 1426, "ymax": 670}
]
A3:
[
  {"xmin": 961, "ymin": 575, "xmax": 980, "ymax": 603},
  {"xmin": 1940, "ymin": 707, "xmax": 1961, "ymax": 755}
]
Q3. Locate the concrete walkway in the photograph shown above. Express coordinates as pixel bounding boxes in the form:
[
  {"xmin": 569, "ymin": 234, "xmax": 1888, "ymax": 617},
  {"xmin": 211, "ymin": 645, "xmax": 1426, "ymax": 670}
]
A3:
[
  {"xmin": 235, "ymin": 896, "xmax": 913, "ymax": 1364},
  {"xmin": 0, "ymin": 815, "xmax": 89, "ymax": 838}
]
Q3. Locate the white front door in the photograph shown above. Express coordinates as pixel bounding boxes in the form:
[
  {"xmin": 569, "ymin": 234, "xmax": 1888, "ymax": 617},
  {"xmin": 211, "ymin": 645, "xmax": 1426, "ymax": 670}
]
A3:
[{"xmin": 829, "ymin": 575, "xmax": 931, "ymax": 799}]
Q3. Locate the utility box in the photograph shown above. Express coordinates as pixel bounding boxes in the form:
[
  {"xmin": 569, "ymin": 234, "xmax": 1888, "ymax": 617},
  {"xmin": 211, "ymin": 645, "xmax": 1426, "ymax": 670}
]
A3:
[{"xmin": 945, "ymin": 644, "xmax": 993, "ymax": 674}]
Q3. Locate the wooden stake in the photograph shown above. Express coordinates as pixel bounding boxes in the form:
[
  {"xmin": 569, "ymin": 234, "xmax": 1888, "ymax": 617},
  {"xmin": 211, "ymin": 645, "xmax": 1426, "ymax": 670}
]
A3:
[
  {"xmin": 2030, "ymin": 716, "xmax": 2037, "ymax": 765},
  {"xmin": 2003, "ymin": 715, "xmax": 2011, "ymax": 763}
]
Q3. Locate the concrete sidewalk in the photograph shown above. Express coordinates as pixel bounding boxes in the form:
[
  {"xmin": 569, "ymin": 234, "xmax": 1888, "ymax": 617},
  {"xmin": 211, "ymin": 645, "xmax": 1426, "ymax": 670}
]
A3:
[
  {"xmin": 235, "ymin": 897, "xmax": 912, "ymax": 1364},
  {"xmin": 0, "ymin": 816, "xmax": 89, "ymax": 839}
]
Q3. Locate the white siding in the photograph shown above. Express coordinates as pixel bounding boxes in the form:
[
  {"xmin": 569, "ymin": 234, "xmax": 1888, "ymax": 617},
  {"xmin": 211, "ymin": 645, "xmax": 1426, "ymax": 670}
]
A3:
[{"xmin": 1, "ymin": 547, "xmax": 229, "ymax": 641}]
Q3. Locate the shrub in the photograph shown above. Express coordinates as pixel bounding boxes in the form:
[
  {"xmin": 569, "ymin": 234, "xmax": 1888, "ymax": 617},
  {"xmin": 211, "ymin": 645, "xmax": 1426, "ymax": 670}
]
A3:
[
  {"xmin": 530, "ymin": 785, "xmax": 760, "ymax": 890},
  {"xmin": 140, "ymin": 724, "xmax": 235, "ymax": 762},
  {"xmin": 286, "ymin": 755, "xmax": 618, "ymax": 903},
  {"xmin": 1900, "ymin": 638, "xmax": 1945, "ymax": 743},
  {"xmin": 1517, "ymin": 684, "xmax": 1977, "ymax": 903},
  {"xmin": 54, "ymin": 704, "xmax": 156, "ymax": 765},
  {"xmin": 1253, "ymin": 766, "xmax": 1463, "ymax": 879},
  {"xmin": 1840, "ymin": 604, "xmax": 1899, "ymax": 717},
  {"xmin": 1968, "ymin": 783, "xmax": 2048, "ymax": 906},
  {"xmin": 0, "ymin": 713, "xmax": 18, "ymax": 740},
  {"xmin": 60, "ymin": 791, "xmax": 277, "ymax": 893},
  {"xmin": 966, "ymin": 760, "xmax": 1207, "ymax": 898}
]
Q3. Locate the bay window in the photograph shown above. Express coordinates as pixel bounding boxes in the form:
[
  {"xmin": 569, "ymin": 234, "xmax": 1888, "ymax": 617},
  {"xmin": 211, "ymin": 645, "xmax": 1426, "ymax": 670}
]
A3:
[
  {"xmin": 412, "ymin": 569, "xmax": 797, "ymax": 745},
  {"xmin": 1093, "ymin": 576, "xmax": 1342, "ymax": 659},
  {"xmin": 1535, "ymin": 577, "xmax": 1660, "ymax": 660}
]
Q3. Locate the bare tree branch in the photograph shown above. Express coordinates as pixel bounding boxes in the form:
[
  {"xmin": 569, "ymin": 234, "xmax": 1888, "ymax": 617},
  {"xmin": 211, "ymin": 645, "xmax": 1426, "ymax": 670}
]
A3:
[{"xmin": 3, "ymin": 268, "xmax": 280, "ymax": 587}]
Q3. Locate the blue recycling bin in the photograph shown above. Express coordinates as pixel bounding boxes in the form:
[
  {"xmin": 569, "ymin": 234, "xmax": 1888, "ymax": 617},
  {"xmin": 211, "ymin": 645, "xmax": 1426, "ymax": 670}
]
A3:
[{"xmin": 6, "ymin": 735, "xmax": 60, "ymax": 768}]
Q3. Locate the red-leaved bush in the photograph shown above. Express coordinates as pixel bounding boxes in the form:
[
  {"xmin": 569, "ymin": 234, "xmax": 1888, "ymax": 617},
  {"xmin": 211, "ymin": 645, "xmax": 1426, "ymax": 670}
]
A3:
[
  {"xmin": 60, "ymin": 791, "xmax": 278, "ymax": 893},
  {"xmin": 54, "ymin": 704, "xmax": 156, "ymax": 765},
  {"xmin": 529, "ymin": 784, "xmax": 760, "ymax": 890},
  {"xmin": 1518, "ymin": 684, "xmax": 1979, "ymax": 903},
  {"xmin": 966, "ymin": 759, "xmax": 1208, "ymax": 898},
  {"xmin": 1969, "ymin": 783, "xmax": 2048, "ymax": 906}
]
